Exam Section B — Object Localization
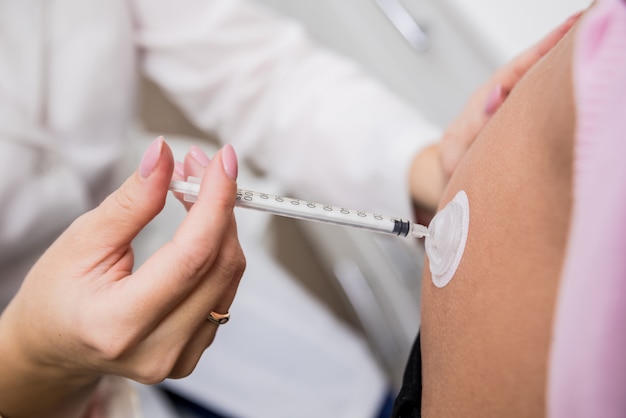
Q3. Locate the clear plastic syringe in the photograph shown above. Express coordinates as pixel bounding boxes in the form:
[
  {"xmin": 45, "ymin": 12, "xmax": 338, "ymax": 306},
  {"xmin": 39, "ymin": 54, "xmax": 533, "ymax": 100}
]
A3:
[{"xmin": 169, "ymin": 178, "xmax": 429, "ymax": 239}]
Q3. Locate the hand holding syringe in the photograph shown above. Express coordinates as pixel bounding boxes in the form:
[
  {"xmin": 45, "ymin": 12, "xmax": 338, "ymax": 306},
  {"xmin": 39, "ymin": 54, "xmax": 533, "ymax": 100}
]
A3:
[{"xmin": 169, "ymin": 178, "xmax": 429, "ymax": 239}]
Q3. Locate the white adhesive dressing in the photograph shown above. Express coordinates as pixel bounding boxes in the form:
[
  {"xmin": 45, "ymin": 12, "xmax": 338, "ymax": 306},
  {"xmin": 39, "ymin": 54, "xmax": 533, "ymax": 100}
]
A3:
[{"xmin": 425, "ymin": 190, "xmax": 469, "ymax": 288}]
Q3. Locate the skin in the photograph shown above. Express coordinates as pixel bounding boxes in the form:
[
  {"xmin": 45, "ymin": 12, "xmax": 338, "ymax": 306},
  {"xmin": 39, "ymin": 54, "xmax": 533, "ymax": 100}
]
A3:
[
  {"xmin": 0, "ymin": 140, "xmax": 245, "ymax": 418},
  {"xmin": 410, "ymin": 11, "xmax": 582, "ymax": 223},
  {"xmin": 0, "ymin": 7, "xmax": 582, "ymax": 417},
  {"xmin": 419, "ymin": 15, "xmax": 578, "ymax": 418}
]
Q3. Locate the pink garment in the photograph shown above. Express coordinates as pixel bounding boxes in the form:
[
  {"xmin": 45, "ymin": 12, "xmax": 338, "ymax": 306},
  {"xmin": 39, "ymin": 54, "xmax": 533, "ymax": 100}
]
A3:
[{"xmin": 548, "ymin": 1, "xmax": 626, "ymax": 417}]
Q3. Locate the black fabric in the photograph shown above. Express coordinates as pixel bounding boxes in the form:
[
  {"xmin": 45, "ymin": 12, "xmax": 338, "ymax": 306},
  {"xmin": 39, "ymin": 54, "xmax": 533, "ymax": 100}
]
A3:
[
  {"xmin": 161, "ymin": 388, "xmax": 233, "ymax": 418},
  {"xmin": 391, "ymin": 332, "xmax": 422, "ymax": 418},
  {"xmin": 162, "ymin": 384, "xmax": 397, "ymax": 418}
]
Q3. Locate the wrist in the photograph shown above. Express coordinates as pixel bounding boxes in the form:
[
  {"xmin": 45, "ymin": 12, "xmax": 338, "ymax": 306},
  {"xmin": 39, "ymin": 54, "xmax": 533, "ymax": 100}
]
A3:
[
  {"xmin": 409, "ymin": 143, "xmax": 446, "ymax": 217},
  {"xmin": 0, "ymin": 305, "xmax": 101, "ymax": 417}
]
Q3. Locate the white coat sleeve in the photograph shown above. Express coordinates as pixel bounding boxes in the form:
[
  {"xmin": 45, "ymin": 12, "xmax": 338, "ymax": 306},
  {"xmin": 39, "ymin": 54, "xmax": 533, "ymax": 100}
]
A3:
[{"xmin": 132, "ymin": 0, "xmax": 441, "ymax": 218}]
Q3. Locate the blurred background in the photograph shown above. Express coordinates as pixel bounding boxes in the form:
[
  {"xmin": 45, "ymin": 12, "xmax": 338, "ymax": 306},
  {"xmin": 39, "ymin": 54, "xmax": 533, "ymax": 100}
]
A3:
[{"xmin": 136, "ymin": 0, "xmax": 591, "ymax": 390}]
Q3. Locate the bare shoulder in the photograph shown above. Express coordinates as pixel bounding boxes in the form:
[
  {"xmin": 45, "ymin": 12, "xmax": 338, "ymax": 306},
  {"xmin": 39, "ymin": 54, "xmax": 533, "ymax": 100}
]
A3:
[{"xmin": 420, "ymin": 23, "xmax": 577, "ymax": 418}]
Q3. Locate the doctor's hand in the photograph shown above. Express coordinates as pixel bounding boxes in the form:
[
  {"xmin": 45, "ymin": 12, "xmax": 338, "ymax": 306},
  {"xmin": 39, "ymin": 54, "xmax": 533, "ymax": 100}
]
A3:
[
  {"xmin": 171, "ymin": 144, "xmax": 228, "ymax": 213},
  {"xmin": 408, "ymin": 10, "xmax": 583, "ymax": 220},
  {"xmin": 438, "ymin": 10, "xmax": 582, "ymax": 178},
  {"xmin": 0, "ymin": 137, "xmax": 245, "ymax": 418}
]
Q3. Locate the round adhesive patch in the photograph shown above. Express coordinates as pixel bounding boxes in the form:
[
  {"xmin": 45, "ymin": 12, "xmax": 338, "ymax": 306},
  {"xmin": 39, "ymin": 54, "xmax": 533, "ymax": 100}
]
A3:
[{"xmin": 425, "ymin": 190, "xmax": 469, "ymax": 288}]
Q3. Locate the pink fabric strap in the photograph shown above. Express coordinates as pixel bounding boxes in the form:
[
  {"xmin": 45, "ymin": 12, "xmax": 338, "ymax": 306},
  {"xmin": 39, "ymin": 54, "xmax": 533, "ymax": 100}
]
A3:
[{"xmin": 548, "ymin": 0, "xmax": 626, "ymax": 417}]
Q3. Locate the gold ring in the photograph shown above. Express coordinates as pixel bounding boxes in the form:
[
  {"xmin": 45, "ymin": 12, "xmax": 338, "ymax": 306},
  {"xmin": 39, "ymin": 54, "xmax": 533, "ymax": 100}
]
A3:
[{"xmin": 207, "ymin": 310, "xmax": 230, "ymax": 325}]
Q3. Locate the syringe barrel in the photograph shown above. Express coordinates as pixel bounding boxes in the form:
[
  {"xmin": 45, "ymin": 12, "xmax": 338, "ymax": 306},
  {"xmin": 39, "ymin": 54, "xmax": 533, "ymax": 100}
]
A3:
[
  {"xmin": 168, "ymin": 180, "xmax": 428, "ymax": 238},
  {"xmin": 236, "ymin": 189, "xmax": 407, "ymax": 236}
]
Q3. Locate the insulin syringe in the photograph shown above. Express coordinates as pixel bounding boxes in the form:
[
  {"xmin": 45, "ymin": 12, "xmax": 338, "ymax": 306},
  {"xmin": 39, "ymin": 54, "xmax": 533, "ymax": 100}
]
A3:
[{"xmin": 169, "ymin": 178, "xmax": 429, "ymax": 239}]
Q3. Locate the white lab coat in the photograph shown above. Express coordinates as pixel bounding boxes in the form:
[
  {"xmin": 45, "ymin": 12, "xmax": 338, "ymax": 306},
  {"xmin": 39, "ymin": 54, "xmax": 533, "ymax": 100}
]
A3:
[{"xmin": 0, "ymin": 0, "xmax": 440, "ymax": 417}]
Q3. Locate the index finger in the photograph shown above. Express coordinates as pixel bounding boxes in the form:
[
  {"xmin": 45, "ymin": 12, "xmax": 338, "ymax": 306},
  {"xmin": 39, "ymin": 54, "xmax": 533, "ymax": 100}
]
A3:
[{"xmin": 124, "ymin": 145, "xmax": 239, "ymax": 321}]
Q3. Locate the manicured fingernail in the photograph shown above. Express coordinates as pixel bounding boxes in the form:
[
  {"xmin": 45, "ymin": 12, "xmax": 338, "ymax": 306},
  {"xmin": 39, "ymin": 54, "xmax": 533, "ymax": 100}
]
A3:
[
  {"xmin": 484, "ymin": 84, "xmax": 503, "ymax": 116},
  {"xmin": 139, "ymin": 136, "xmax": 164, "ymax": 179},
  {"xmin": 564, "ymin": 10, "xmax": 583, "ymax": 26},
  {"xmin": 221, "ymin": 144, "xmax": 238, "ymax": 181},
  {"xmin": 189, "ymin": 145, "xmax": 210, "ymax": 167},
  {"xmin": 174, "ymin": 161, "xmax": 185, "ymax": 178}
]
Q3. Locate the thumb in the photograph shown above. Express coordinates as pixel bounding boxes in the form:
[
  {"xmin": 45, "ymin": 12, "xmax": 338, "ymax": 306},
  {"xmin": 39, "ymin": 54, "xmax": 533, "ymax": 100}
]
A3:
[{"xmin": 80, "ymin": 136, "xmax": 174, "ymax": 249}]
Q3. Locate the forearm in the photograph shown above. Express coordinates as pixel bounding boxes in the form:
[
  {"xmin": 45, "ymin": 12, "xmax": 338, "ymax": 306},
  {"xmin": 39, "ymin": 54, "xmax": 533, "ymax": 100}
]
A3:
[{"xmin": 135, "ymin": 0, "xmax": 441, "ymax": 217}]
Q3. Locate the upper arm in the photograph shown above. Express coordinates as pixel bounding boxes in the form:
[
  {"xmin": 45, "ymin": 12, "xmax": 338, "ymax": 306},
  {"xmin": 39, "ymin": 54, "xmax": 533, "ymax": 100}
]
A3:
[{"xmin": 420, "ymin": 21, "xmax": 577, "ymax": 418}]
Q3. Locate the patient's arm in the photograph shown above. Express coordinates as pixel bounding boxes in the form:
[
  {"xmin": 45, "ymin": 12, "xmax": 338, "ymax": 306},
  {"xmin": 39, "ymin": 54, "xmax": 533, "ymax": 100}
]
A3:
[
  {"xmin": 419, "ymin": 17, "xmax": 577, "ymax": 418},
  {"xmin": 408, "ymin": 11, "xmax": 581, "ymax": 223}
]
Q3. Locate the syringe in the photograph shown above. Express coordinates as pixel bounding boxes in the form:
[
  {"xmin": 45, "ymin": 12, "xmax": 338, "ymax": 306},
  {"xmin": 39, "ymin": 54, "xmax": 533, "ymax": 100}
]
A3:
[{"xmin": 169, "ymin": 178, "xmax": 429, "ymax": 239}]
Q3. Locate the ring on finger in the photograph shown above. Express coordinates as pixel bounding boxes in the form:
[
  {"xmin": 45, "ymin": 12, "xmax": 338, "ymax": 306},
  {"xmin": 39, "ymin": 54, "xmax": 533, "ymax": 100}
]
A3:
[{"xmin": 207, "ymin": 310, "xmax": 230, "ymax": 325}]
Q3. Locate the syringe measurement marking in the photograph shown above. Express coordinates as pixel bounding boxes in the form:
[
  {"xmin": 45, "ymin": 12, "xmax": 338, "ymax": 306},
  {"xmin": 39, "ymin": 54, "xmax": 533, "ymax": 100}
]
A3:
[
  {"xmin": 168, "ymin": 179, "xmax": 428, "ymax": 238},
  {"xmin": 237, "ymin": 191, "xmax": 382, "ymax": 219},
  {"xmin": 235, "ymin": 189, "xmax": 415, "ymax": 237},
  {"xmin": 241, "ymin": 191, "xmax": 378, "ymax": 217}
]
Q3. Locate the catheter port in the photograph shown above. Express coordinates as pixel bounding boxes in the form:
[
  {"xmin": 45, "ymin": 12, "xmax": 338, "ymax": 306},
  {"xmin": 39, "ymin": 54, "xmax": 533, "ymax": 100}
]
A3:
[{"xmin": 424, "ymin": 190, "xmax": 469, "ymax": 288}]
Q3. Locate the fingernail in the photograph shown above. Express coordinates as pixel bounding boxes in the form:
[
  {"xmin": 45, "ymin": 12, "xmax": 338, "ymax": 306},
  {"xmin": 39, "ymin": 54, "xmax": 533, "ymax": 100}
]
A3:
[
  {"xmin": 139, "ymin": 136, "xmax": 164, "ymax": 179},
  {"xmin": 484, "ymin": 84, "xmax": 503, "ymax": 116},
  {"xmin": 564, "ymin": 10, "xmax": 583, "ymax": 26},
  {"xmin": 189, "ymin": 145, "xmax": 210, "ymax": 167},
  {"xmin": 221, "ymin": 144, "xmax": 238, "ymax": 181},
  {"xmin": 174, "ymin": 161, "xmax": 185, "ymax": 178}
]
